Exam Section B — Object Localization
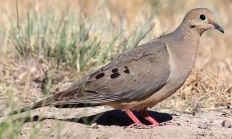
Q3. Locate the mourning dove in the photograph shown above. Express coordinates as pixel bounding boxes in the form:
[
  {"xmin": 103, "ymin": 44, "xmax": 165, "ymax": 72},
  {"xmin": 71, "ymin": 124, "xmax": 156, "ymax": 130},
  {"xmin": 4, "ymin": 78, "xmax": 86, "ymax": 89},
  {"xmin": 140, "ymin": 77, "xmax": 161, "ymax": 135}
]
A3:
[{"xmin": 9, "ymin": 8, "xmax": 224, "ymax": 128}]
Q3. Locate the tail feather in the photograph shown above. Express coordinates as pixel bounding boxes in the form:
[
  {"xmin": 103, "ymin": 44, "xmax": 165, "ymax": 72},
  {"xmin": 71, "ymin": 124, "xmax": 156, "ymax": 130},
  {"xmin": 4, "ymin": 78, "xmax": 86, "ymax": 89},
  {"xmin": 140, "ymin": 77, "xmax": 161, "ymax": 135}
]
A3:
[
  {"xmin": 8, "ymin": 97, "xmax": 53, "ymax": 116},
  {"xmin": 7, "ymin": 95, "xmax": 101, "ymax": 116},
  {"xmin": 7, "ymin": 91, "xmax": 69, "ymax": 116},
  {"xmin": 6, "ymin": 85, "xmax": 103, "ymax": 116}
]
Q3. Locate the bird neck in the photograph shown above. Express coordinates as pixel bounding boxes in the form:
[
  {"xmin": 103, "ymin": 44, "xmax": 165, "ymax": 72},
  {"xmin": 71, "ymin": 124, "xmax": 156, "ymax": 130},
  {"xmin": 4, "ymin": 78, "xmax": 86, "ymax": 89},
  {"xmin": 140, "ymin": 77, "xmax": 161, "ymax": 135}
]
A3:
[
  {"xmin": 163, "ymin": 24, "xmax": 201, "ymax": 79},
  {"xmin": 170, "ymin": 23, "xmax": 201, "ymax": 52}
]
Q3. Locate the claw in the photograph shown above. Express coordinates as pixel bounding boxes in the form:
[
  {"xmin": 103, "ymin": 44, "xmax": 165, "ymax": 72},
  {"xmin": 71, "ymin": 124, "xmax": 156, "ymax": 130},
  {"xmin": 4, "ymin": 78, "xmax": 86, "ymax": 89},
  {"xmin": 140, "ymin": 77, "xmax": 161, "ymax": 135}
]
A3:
[
  {"xmin": 125, "ymin": 123, "xmax": 151, "ymax": 129},
  {"xmin": 158, "ymin": 122, "xmax": 178, "ymax": 126}
]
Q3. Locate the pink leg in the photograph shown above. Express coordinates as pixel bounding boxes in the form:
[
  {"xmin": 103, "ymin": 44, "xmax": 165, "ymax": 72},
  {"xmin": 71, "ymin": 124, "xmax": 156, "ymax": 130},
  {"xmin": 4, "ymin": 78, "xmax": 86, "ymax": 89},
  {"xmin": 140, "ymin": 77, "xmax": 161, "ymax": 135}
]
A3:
[
  {"xmin": 139, "ymin": 109, "xmax": 159, "ymax": 126},
  {"xmin": 125, "ymin": 109, "xmax": 150, "ymax": 128},
  {"xmin": 140, "ymin": 109, "xmax": 176, "ymax": 126}
]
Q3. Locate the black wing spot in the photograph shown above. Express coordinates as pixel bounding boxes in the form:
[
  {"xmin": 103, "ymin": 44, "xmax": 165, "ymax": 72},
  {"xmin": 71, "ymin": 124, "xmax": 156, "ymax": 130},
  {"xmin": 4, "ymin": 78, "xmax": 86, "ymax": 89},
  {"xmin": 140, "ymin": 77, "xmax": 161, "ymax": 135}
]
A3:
[
  {"xmin": 112, "ymin": 68, "xmax": 118, "ymax": 73},
  {"xmin": 124, "ymin": 66, "xmax": 130, "ymax": 74},
  {"xmin": 95, "ymin": 73, "xmax": 105, "ymax": 79},
  {"xmin": 110, "ymin": 73, "xmax": 120, "ymax": 79}
]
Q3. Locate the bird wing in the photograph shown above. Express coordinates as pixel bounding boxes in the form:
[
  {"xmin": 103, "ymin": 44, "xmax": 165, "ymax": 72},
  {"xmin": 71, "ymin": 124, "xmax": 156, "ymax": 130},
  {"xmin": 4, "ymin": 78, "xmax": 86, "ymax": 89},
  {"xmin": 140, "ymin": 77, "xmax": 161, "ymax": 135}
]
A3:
[{"xmin": 52, "ymin": 41, "xmax": 171, "ymax": 104}]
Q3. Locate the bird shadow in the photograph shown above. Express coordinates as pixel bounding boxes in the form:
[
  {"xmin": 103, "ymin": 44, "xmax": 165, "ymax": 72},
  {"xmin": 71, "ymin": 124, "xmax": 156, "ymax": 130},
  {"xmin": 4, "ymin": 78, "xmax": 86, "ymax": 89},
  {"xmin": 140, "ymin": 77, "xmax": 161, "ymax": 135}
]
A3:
[{"xmin": 8, "ymin": 110, "xmax": 173, "ymax": 127}]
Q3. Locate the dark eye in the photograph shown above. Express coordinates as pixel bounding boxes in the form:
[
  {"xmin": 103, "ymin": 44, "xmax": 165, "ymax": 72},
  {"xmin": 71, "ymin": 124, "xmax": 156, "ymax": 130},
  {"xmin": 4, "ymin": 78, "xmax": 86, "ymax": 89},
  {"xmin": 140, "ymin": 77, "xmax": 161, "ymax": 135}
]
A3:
[{"xmin": 200, "ymin": 14, "xmax": 206, "ymax": 20}]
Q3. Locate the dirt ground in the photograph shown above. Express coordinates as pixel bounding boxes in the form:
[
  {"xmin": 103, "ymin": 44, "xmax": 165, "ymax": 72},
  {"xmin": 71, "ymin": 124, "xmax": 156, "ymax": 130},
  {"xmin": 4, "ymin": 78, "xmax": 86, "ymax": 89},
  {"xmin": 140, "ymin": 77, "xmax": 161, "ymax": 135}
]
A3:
[{"xmin": 3, "ymin": 104, "xmax": 231, "ymax": 139}]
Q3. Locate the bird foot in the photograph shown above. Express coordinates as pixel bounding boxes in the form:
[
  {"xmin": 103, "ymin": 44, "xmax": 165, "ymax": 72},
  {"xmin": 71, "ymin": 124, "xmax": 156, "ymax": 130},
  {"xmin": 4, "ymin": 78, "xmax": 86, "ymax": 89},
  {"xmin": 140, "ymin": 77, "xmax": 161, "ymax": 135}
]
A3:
[
  {"xmin": 158, "ymin": 122, "xmax": 180, "ymax": 127},
  {"xmin": 125, "ymin": 122, "xmax": 162, "ymax": 129},
  {"xmin": 125, "ymin": 123, "xmax": 151, "ymax": 129},
  {"xmin": 125, "ymin": 122, "xmax": 179, "ymax": 129}
]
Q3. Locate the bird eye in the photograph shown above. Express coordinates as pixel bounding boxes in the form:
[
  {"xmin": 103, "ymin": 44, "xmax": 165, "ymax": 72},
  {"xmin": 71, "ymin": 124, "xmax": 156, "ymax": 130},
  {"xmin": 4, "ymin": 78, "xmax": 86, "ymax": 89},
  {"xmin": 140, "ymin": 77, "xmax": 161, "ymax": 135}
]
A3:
[{"xmin": 199, "ymin": 14, "xmax": 206, "ymax": 20}]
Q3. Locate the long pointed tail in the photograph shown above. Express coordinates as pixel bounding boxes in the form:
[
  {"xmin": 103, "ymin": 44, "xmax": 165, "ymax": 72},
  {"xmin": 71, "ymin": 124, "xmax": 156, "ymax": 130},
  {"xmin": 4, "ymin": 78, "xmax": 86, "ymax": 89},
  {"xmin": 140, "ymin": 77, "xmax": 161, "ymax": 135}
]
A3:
[
  {"xmin": 7, "ymin": 93, "xmax": 101, "ymax": 116},
  {"xmin": 6, "ymin": 85, "xmax": 103, "ymax": 116},
  {"xmin": 7, "ymin": 90, "xmax": 75, "ymax": 116},
  {"xmin": 7, "ymin": 97, "xmax": 53, "ymax": 116}
]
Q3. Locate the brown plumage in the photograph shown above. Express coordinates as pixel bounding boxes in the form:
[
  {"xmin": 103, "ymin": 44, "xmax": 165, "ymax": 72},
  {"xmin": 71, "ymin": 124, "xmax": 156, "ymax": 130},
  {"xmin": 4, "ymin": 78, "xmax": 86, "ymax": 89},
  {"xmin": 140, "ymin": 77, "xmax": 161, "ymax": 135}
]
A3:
[{"xmin": 9, "ymin": 8, "xmax": 224, "ymax": 128}]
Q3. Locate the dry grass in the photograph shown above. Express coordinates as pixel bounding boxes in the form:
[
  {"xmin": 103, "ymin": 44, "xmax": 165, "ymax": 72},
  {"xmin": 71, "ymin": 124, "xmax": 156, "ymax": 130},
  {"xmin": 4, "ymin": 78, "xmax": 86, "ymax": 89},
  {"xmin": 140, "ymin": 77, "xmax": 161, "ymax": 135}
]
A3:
[{"xmin": 0, "ymin": 0, "xmax": 232, "ymax": 138}]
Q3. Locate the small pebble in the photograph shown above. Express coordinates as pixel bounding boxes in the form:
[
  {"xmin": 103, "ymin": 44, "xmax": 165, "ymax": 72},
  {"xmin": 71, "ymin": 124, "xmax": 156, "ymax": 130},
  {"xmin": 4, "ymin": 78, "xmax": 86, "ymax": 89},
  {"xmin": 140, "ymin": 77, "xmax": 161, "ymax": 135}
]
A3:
[
  {"xmin": 222, "ymin": 118, "xmax": 232, "ymax": 128},
  {"xmin": 90, "ymin": 123, "xmax": 99, "ymax": 129}
]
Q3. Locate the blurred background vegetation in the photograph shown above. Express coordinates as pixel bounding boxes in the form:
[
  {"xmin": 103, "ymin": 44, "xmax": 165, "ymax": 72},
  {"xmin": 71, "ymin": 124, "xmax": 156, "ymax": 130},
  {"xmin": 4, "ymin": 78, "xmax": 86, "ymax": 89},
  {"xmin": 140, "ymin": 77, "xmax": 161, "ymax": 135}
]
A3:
[
  {"xmin": 0, "ymin": 0, "xmax": 231, "ymax": 71},
  {"xmin": 0, "ymin": 0, "xmax": 231, "ymax": 138}
]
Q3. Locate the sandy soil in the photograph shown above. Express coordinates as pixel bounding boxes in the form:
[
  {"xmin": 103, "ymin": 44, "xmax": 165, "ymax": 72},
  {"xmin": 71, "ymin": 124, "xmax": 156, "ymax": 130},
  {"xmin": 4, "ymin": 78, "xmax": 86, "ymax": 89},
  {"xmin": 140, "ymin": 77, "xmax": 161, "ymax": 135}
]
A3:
[{"xmin": 4, "ymin": 105, "xmax": 230, "ymax": 139}]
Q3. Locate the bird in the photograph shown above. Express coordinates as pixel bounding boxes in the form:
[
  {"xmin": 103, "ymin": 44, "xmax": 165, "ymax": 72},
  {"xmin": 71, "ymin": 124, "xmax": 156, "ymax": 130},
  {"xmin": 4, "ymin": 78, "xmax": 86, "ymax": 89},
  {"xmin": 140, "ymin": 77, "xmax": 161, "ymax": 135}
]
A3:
[{"xmin": 9, "ymin": 8, "xmax": 224, "ymax": 128}]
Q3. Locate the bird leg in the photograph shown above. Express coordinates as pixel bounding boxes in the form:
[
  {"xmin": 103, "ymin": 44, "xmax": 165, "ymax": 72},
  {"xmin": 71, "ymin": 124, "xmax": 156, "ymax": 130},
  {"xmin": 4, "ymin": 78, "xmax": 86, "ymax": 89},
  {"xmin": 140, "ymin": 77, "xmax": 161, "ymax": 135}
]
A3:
[
  {"xmin": 124, "ymin": 109, "xmax": 150, "ymax": 128},
  {"xmin": 139, "ymin": 109, "xmax": 159, "ymax": 126},
  {"xmin": 140, "ymin": 109, "xmax": 176, "ymax": 126}
]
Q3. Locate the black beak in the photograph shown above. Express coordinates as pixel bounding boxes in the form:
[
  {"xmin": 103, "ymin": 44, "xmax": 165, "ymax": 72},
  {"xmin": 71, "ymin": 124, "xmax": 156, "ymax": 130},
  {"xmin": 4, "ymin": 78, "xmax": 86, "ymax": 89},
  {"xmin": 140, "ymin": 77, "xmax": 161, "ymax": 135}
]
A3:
[{"xmin": 214, "ymin": 23, "xmax": 224, "ymax": 33}]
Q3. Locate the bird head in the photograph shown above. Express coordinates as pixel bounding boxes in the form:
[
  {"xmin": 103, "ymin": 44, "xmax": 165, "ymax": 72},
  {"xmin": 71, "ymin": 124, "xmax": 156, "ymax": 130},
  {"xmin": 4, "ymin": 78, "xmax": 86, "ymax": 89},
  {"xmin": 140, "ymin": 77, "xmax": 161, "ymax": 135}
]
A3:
[{"xmin": 183, "ymin": 8, "xmax": 224, "ymax": 35}]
